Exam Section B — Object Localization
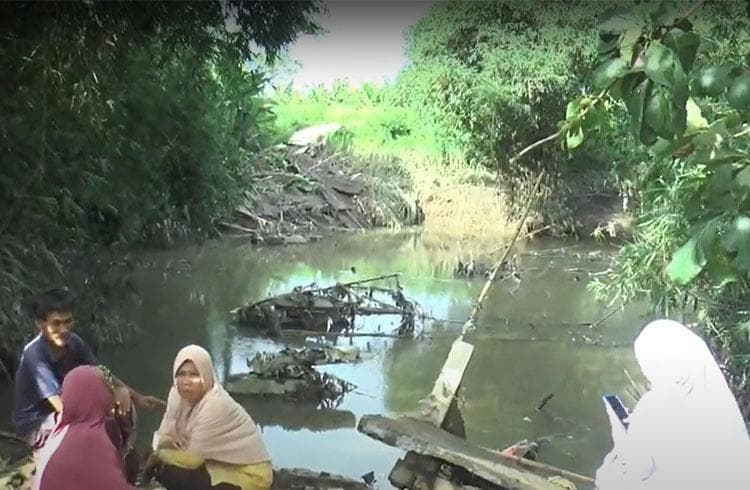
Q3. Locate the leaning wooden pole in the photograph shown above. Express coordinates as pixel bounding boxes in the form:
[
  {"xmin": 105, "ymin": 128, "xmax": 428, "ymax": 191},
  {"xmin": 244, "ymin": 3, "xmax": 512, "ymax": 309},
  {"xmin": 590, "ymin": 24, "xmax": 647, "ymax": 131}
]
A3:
[
  {"xmin": 421, "ymin": 171, "xmax": 546, "ymax": 427},
  {"xmin": 459, "ymin": 171, "xmax": 546, "ymax": 339}
]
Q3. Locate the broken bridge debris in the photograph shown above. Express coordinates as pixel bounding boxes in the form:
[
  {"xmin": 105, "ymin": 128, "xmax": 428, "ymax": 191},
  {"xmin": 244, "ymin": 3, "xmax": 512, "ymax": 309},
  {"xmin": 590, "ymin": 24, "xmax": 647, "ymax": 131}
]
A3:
[
  {"xmin": 224, "ymin": 345, "xmax": 358, "ymax": 407},
  {"xmin": 232, "ymin": 273, "xmax": 420, "ymax": 337}
]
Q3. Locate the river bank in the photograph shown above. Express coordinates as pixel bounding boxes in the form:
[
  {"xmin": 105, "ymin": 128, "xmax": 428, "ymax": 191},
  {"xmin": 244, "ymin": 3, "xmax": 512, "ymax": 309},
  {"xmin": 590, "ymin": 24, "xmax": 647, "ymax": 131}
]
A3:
[{"xmin": 219, "ymin": 125, "xmax": 632, "ymax": 255}]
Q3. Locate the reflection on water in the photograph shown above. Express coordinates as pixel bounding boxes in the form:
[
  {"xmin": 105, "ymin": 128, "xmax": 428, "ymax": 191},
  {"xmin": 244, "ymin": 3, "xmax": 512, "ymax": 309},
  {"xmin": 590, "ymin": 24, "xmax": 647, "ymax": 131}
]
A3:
[{"xmin": 0, "ymin": 231, "xmax": 652, "ymax": 486}]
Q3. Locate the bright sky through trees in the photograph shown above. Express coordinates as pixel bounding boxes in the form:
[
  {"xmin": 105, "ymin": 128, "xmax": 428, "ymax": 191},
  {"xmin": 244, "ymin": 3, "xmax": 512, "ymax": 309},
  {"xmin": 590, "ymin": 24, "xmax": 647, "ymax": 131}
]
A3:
[{"xmin": 288, "ymin": 1, "xmax": 432, "ymax": 89}]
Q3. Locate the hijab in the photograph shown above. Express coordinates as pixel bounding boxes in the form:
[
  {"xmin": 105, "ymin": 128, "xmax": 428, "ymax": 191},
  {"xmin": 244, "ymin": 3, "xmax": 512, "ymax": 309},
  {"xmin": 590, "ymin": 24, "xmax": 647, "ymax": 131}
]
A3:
[
  {"xmin": 34, "ymin": 365, "xmax": 134, "ymax": 490},
  {"xmin": 156, "ymin": 344, "xmax": 270, "ymax": 465},
  {"xmin": 595, "ymin": 320, "xmax": 750, "ymax": 489}
]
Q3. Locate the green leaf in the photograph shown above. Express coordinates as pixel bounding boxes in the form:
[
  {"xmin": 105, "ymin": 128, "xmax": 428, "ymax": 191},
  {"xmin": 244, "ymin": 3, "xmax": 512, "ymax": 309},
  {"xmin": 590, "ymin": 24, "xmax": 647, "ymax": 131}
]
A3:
[
  {"xmin": 692, "ymin": 66, "xmax": 730, "ymax": 98},
  {"xmin": 670, "ymin": 62, "xmax": 690, "ymax": 137},
  {"xmin": 685, "ymin": 98, "xmax": 708, "ymax": 134},
  {"xmin": 625, "ymin": 78, "xmax": 658, "ymax": 144},
  {"xmin": 651, "ymin": 1, "xmax": 679, "ymax": 26},
  {"xmin": 611, "ymin": 72, "xmax": 643, "ymax": 100},
  {"xmin": 566, "ymin": 99, "xmax": 581, "ymax": 120},
  {"xmin": 566, "ymin": 122, "xmax": 585, "ymax": 149},
  {"xmin": 644, "ymin": 86, "xmax": 673, "ymax": 138},
  {"xmin": 592, "ymin": 58, "xmax": 629, "ymax": 90},
  {"xmin": 722, "ymin": 215, "xmax": 750, "ymax": 272},
  {"xmin": 663, "ymin": 28, "xmax": 700, "ymax": 73},
  {"xmin": 582, "ymin": 104, "xmax": 610, "ymax": 133},
  {"xmin": 722, "ymin": 215, "xmax": 750, "ymax": 253},
  {"xmin": 667, "ymin": 235, "xmax": 705, "ymax": 285},
  {"xmin": 735, "ymin": 166, "xmax": 750, "ymax": 188},
  {"xmin": 667, "ymin": 220, "xmax": 718, "ymax": 285},
  {"xmin": 644, "ymin": 42, "xmax": 677, "ymax": 88},
  {"xmin": 727, "ymin": 73, "xmax": 750, "ymax": 112},
  {"xmin": 709, "ymin": 164, "xmax": 735, "ymax": 196},
  {"xmin": 620, "ymin": 28, "xmax": 643, "ymax": 63}
]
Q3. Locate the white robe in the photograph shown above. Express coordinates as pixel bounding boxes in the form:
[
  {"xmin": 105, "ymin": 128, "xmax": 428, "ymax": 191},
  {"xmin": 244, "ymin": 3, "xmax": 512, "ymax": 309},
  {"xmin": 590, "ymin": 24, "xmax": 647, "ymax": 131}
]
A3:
[{"xmin": 595, "ymin": 320, "xmax": 750, "ymax": 489}]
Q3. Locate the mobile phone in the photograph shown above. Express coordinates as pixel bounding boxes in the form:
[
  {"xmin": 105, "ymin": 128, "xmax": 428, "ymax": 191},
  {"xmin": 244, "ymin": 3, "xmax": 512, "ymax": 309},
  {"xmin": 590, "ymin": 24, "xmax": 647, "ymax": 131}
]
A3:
[{"xmin": 603, "ymin": 394, "xmax": 629, "ymax": 428}]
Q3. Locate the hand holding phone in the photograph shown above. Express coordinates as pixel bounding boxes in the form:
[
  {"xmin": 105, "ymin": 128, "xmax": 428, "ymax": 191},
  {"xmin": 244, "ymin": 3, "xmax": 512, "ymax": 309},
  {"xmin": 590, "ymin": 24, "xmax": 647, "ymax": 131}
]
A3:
[
  {"xmin": 602, "ymin": 394, "xmax": 629, "ymax": 447},
  {"xmin": 603, "ymin": 394, "xmax": 629, "ymax": 428}
]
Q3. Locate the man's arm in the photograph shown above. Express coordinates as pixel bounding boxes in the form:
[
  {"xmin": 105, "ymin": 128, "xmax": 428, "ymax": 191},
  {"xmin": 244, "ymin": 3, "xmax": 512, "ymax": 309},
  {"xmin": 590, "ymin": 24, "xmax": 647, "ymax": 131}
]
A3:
[
  {"xmin": 75, "ymin": 336, "xmax": 165, "ymax": 411},
  {"xmin": 98, "ymin": 366, "xmax": 166, "ymax": 412}
]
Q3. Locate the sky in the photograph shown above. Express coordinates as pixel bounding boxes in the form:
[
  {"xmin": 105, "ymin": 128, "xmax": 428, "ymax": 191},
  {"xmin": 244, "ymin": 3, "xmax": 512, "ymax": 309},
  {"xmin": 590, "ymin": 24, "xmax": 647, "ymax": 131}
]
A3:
[{"xmin": 286, "ymin": 1, "xmax": 433, "ymax": 90}]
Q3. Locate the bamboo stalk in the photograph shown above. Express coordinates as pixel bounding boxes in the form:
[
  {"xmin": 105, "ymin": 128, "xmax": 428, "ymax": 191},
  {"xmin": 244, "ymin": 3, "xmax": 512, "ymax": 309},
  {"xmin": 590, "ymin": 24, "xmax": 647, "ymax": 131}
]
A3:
[{"xmin": 460, "ymin": 171, "xmax": 545, "ymax": 339}]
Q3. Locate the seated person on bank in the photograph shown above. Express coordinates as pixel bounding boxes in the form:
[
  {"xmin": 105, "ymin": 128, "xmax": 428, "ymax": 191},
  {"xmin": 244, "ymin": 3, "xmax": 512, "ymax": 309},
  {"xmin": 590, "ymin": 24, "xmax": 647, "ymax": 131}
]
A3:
[
  {"xmin": 34, "ymin": 365, "xmax": 137, "ymax": 490},
  {"xmin": 147, "ymin": 345, "xmax": 272, "ymax": 490},
  {"xmin": 12, "ymin": 288, "xmax": 165, "ymax": 464}
]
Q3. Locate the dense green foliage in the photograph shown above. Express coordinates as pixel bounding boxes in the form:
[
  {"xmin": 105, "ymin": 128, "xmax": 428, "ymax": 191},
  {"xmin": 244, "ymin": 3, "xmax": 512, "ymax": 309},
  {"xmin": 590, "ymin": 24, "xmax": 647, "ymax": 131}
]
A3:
[
  {"xmin": 272, "ymin": 1, "xmax": 630, "ymax": 225},
  {"xmin": 0, "ymin": 1, "xmax": 320, "ymax": 370},
  {"xmin": 553, "ymin": 1, "xmax": 750, "ymax": 414}
]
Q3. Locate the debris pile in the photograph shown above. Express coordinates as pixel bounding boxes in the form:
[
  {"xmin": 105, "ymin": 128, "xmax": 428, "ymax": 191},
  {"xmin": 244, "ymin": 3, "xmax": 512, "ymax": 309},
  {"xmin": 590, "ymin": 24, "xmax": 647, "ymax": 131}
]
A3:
[
  {"xmin": 225, "ymin": 346, "xmax": 358, "ymax": 407},
  {"xmin": 233, "ymin": 274, "xmax": 420, "ymax": 337},
  {"xmin": 220, "ymin": 125, "xmax": 423, "ymax": 245}
]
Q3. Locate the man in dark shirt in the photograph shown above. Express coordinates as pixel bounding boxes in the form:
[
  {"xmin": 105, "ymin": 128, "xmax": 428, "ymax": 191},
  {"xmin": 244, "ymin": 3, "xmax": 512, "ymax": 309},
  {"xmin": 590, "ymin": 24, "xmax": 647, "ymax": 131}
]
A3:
[{"xmin": 12, "ymin": 288, "xmax": 165, "ymax": 456}]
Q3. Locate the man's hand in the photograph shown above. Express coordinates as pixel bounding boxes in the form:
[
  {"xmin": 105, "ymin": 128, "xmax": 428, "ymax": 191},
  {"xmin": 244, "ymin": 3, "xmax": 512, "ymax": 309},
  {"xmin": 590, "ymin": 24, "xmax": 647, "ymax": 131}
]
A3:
[{"xmin": 132, "ymin": 392, "xmax": 167, "ymax": 411}]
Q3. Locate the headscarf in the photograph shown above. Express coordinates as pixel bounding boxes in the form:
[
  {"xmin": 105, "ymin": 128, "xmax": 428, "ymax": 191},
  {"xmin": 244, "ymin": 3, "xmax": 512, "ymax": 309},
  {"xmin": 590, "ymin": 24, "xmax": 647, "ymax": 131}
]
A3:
[
  {"xmin": 33, "ymin": 365, "xmax": 134, "ymax": 490},
  {"xmin": 156, "ymin": 345, "xmax": 270, "ymax": 465},
  {"xmin": 595, "ymin": 320, "xmax": 750, "ymax": 489}
]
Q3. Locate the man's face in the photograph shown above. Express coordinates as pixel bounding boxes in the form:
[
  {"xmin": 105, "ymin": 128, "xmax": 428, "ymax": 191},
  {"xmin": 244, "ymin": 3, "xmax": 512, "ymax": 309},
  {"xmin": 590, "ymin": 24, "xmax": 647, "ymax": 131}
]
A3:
[{"xmin": 37, "ymin": 310, "xmax": 74, "ymax": 348}]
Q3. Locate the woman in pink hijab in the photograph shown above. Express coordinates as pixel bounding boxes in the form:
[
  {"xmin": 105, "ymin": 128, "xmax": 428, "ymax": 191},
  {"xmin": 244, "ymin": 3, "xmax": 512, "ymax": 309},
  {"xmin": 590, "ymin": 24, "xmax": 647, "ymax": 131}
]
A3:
[
  {"xmin": 148, "ymin": 345, "xmax": 272, "ymax": 490},
  {"xmin": 33, "ymin": 365, "xmax": 135, "ymax": 490}
]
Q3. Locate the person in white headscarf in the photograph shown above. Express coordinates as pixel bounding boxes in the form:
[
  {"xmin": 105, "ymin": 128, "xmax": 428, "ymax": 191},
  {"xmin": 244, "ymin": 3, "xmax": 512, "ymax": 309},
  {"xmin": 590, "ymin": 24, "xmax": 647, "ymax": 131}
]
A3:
[{"xmin": 595, "ymin": 319, "xmax": 750, "ymax": 489}]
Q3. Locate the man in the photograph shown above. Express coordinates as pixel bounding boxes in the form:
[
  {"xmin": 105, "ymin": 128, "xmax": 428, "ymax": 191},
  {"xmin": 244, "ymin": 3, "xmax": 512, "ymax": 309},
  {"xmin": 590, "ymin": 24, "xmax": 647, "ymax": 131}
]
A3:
[{"xmin": 12, "ymin": 288, "xmax": 165, "ymax": 459}]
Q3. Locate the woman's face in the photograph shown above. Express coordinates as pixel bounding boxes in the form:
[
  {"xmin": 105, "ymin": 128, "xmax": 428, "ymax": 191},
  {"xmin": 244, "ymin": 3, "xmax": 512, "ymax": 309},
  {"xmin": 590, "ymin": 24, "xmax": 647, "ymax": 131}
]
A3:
[{"xmin": 175, "ymin": 360, "xmax": 208, "ymax": 405}]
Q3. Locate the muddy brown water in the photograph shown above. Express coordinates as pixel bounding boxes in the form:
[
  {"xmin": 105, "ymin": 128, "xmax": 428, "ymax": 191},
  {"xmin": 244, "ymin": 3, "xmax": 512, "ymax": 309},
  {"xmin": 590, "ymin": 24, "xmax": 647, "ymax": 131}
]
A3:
[{"xmin": 0, "ymin": 231, "xmax": 653, "ymax": 487}]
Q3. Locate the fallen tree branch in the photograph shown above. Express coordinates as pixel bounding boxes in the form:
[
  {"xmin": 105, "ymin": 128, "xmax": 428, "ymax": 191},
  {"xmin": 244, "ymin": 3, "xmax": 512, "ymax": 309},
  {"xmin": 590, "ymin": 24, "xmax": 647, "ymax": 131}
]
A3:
[
  {"xmin": 509, "ymin": 132, "xmax": 562, "ymax": 166},
  {"xmin": 578, "ymin": 305, "xmax": 620, "ymax": 328},
  {"xmin": 536, "ymin": 393, "xmax": 555, "ymax": 411}
]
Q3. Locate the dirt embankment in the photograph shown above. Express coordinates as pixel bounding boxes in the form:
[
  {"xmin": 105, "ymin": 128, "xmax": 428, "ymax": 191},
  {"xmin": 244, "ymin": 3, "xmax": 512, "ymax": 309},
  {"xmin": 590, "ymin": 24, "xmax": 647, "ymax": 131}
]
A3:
[{"xmin": 221, "ymin": 125, "xmax": 631, "ymax": 248}]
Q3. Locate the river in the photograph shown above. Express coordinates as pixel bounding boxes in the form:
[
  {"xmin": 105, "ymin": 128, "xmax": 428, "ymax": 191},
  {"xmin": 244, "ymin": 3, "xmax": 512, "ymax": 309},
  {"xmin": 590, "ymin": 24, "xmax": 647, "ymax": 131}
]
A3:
[{"xmin": 0, "ymin": 230, "xmax": 651, "ymax": 487}]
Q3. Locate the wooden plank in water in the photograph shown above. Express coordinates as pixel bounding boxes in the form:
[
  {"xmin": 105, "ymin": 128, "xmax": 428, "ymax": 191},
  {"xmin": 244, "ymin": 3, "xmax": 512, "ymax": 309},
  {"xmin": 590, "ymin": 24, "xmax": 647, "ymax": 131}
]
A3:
[
  {"xmin": 358, "ymin": 415, "xmax": 561, "ymax": 490},
  {"xmin": 421, "ymin": 338, "xmax": 474, "ymax": 426}
]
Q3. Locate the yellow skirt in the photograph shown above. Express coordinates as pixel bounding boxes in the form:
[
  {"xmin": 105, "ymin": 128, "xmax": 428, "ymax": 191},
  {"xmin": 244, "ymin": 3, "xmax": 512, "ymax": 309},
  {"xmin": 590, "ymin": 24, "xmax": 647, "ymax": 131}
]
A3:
[{"xmin": 158, "ymin": 448, "xmax": 273, "ymax": 490}]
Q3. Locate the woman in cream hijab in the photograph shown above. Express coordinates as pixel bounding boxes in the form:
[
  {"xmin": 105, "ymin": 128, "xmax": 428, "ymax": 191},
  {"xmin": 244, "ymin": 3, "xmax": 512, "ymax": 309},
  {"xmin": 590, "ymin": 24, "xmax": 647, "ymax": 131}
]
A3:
[
  {"xmin": 148, "ymin": 345, "xmax": 272, "ymax": 490},
  {"xmin": 595, "ymin": 319, "xmax": 750, "ymax": 489}
]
